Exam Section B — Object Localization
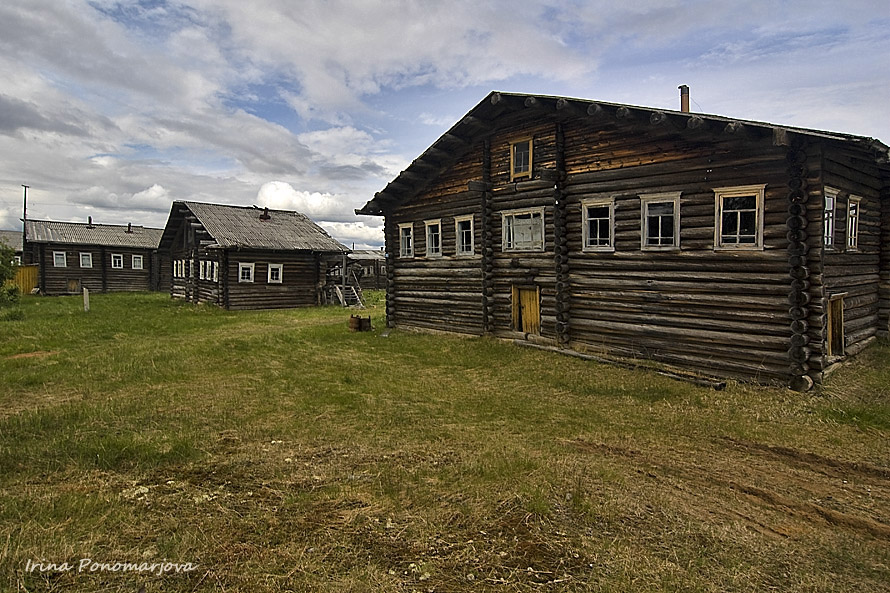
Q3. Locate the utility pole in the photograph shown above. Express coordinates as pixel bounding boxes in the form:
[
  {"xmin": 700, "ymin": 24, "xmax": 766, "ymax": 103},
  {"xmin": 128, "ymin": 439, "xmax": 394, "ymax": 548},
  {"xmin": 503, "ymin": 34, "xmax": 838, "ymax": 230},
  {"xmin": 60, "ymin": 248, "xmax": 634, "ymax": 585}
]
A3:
[{"xmin": 22, "ymin": 184, "xmax": 29, "ymax": 264}]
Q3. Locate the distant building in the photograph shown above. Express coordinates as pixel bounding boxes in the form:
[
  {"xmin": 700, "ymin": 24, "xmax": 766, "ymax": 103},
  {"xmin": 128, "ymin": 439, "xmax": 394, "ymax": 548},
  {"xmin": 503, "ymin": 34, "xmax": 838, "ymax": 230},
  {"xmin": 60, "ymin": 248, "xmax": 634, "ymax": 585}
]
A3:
[
  {"xmin": 158, "ymin": 201, "xmax": 349, "ymax": 310},
  {"xmin": 24, "ymin": 219, "xmax": 165, "ymax": 295},
  {"xmin": 0, "ymin": 230, "xmax": 23, "ymax": 264},
  {"xmin": 349, "ymin": 249, "xmax": 386, "ymax": 290}
]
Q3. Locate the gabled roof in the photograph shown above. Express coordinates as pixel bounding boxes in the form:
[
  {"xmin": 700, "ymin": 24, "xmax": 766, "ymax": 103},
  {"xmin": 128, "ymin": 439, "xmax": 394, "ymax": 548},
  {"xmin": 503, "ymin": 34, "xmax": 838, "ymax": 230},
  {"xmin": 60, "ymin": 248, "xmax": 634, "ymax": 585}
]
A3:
[
  {"xmin": 0, "ymin": 230, "xmax": 23, "ymax": 252},
  {"xmin": 349, "ymin": 249, "xmax": 385, "ymax": 261},
  {"xmin": 24, "ymin": 219, "xmax": 163, "ymax": 249},
  {"xmin": 160, "ymin": 201, "xmax": 348, "ymax": 253},
  {"xmin": 358, "ymin": 91, "xmax": 890, "ymax": 216}
]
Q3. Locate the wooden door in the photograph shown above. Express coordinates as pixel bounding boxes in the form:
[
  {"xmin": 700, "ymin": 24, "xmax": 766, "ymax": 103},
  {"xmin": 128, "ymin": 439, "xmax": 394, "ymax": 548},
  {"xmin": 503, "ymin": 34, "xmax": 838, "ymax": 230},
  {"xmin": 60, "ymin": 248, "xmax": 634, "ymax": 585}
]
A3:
[
  {"xmin": 512, "ymin": 285, "xmax": 540, "ymax": 335},
  {"xmin": 827, "ymin": 296, "xmax": 844, "ymax": 357}
]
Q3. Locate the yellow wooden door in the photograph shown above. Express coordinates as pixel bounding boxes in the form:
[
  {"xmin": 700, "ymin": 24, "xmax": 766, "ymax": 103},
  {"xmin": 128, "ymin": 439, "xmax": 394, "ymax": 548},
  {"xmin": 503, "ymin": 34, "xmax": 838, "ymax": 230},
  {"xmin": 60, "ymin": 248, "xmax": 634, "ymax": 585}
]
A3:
[{"xmin": 512, "ymin": 286, "xmax": 540, "ymax": 335}]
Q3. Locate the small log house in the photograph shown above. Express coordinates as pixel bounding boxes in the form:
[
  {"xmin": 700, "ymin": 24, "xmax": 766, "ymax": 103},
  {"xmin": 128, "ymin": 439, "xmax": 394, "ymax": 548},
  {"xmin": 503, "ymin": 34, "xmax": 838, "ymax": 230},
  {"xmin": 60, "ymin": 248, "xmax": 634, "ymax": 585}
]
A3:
[
  {"xmin": 357, "ymin": 91, "xmax": 890, "ymax": 389},
  {"xmin": 159, "ymin": 201, "xmax": 349, "ymax": 310},
  {"xmin": 23, "ymin": 219, "xmax": 165, "ymax": 295}
]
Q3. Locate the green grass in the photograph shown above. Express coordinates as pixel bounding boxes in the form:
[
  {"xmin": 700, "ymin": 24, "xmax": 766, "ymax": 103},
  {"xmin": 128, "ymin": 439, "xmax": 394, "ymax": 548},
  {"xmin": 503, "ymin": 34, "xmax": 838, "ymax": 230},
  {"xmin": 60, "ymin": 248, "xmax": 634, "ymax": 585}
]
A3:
[{"xmin": 0, "ymin": 292, "xmax": 888, "ymax": 592}]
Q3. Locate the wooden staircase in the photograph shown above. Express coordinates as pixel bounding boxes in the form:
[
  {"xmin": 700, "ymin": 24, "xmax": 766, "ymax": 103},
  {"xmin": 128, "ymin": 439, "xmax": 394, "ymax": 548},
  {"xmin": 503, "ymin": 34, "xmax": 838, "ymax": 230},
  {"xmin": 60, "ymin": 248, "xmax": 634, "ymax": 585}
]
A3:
[{"xmin": 333, "ymin": 284, "xmax": 364, "ymax": 308}]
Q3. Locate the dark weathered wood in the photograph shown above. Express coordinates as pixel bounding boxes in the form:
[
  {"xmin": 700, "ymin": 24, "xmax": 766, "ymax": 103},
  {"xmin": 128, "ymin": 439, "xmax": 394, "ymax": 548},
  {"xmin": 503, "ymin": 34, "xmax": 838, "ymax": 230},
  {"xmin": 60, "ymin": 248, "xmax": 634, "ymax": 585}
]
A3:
[{"xmin": 374, "ymin": 95, "xmax": 890, "ymax": 387}]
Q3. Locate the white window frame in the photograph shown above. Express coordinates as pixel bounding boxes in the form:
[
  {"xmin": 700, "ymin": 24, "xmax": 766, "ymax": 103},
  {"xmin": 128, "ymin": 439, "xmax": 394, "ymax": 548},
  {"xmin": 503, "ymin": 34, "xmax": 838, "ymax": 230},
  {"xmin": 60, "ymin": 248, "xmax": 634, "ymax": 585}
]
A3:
[
  {"xmin": 132, "ymin": 254, "xmax": 143, "ymax": 270},
  {"xmin": 847, "ymin": 196, "xmax": 861, "ymax": 251},
  {"xmin": 455, "ymin": 215, "xmax": 475, "ymax": 256},
  {"xmin": 502, "ymin": 207, "xmax": 545, "ymax": 252},
  {"xmin": 238, "ymin": 262, "xmax": 255, "ymax": 283},
  {"xmin": 510, "ymin": 137, "xmax": 533, "ymax": 181},
  {"xmin": 714, "ymin": 184, "xmax": 766, "ymax": 250},
  {"xmin": 398, "ymin": 223, "xmax": 414, "ymax": 258},
  {"xmin": 80, "ymin": 252, "xmax": 93, "ymax": 268},
  {"xmin": 581, "ymin": 197, "xmax": 615, "ymax": 252},
  {"xmin": 824, "ymin": 187, "xmax": 839, "ymax": 249},
  {"xmin": 212, "ymin": 261, "xmax": 219, "ymax": 282},
  {"xmin": 424, "ymin": 219, "xmax": 442, "ymax": 258},
  {"xmin": 53, "ymin": 251, "xmax": 67, "ymax": 268},
  {"xmin": 14, "ymin": 255, "xmax": 22, "ymax": 265},
  {"xmin": 111, "ymin": 253, "xmax": 123, "ymax": 269},
  {"xmin": 268, "ymin": 263, "xmax": 283, "ymax": 284},
  {"xmin": 640, "ymin": 192, "xmax": 681, "ymax": 251},
  {"xmin": 201, "ymin": 261, "xmax": 208, "ymax": 280}
]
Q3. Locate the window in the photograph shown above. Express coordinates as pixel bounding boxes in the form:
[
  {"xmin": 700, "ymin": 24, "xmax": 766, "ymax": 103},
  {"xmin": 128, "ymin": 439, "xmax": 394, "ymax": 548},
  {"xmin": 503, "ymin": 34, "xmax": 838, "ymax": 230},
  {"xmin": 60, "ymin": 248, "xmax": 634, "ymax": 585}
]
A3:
[
  {"xmin": 111, "ymin": 253, "xmax": 123, "ymax": 269},
  {"xmin": 510, "ymin": 138, "xmax": 532, "ymax": 180},
  {"xmin": 455, "ymin": 215, "xmax": 474, "ymax": 255},
  {"xmin": 714, "ymin": 185, "xmax": 765, "ymax": 249},
  {"xmin": 847, "ymin": 196, "xmax": 861, "ymax": 250},
  {"xmin": 132, "ymin": 255, "xmax": 143, "ymax": 270},
  {"xmin": 641, "ymin": 193, "xmax": 680, "ymax": 250},
  {"xmin": 53, "ymin": 251, "xmax": 66, "ymax": 267},
  {"xmin": 80, "ymin": 252, "xmax": 93, "ymax": 268},
  {"xmin": 238, "ymin": 262, "xmax": 254, "ymax": 283},
  {"xmin": 824, "ymin": 188, "xmax": 838, "ymax": 249},
  {"xmin": 502, "ymin": 208, "xmax": 544, "ymax": 251},
  {"xmin": 268, "ymin": 263, "xmax": 283, "ymax": 283},
  {"xmin": 399, "ymin": 223, "xmax": 414, "ymax": 258},
  {"xmin": 212, "ymin": 261, "xmax": 218, "ymax": 282},
  {"xmin": 582, "ymin": 198, "xmax": 614, "ymax": 251},
  {"xmin": 200, "ymin": 261, "xmax": 207, "ymax": 280},
  {"xmin": 425, "ymin": 220, "xmax": 441, "ymax": 257},
  {"xmin": 14, "ymin": 255, "xmax": 21, "ymax": 265}
]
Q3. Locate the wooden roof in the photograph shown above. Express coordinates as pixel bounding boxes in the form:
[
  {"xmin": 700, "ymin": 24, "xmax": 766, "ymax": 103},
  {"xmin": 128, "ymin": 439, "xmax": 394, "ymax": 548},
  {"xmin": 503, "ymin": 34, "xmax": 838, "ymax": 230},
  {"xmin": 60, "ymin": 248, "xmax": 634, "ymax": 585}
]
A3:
[
  {"xmin": 0, "ymin": 230, "xmax": 23, "ymax": 252},
  {"xmin": 357, "ymin": 91, "xmax": 890, "ymax": 216},
  {"xmin": 160, "ymin": 201, "xmax": 348, "ymax": 253},
  {"xmin": 24, "ymin": 219, "xmax": 163, "ymax": 248}
]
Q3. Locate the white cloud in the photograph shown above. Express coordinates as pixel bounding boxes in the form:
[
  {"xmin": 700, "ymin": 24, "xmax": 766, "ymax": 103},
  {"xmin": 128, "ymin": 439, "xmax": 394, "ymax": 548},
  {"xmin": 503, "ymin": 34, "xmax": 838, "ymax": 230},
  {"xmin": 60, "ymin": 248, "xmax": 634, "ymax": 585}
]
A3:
[
  {"xmin": 256, "ymin": 181, "xmax": 347, "ymax": 220},
  {"xmin": 319, "ymin": 221, "xmax": 384, "ymax": 250}
]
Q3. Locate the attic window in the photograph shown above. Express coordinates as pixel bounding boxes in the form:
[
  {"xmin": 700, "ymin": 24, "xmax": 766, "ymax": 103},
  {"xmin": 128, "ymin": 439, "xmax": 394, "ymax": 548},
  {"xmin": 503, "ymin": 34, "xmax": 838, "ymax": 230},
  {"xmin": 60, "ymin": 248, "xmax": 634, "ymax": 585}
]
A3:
[{"xmin": 510, "ymin": 138, "xmax": 532, "ymax": 181}]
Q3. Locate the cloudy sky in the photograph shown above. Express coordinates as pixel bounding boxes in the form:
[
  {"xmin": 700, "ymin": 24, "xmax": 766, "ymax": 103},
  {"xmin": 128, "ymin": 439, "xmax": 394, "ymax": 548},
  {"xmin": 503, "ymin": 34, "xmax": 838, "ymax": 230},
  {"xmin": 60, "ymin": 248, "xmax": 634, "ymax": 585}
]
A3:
[{"xmin": 1, "ymin": 0, "xmax": 888, "ymax": 248}]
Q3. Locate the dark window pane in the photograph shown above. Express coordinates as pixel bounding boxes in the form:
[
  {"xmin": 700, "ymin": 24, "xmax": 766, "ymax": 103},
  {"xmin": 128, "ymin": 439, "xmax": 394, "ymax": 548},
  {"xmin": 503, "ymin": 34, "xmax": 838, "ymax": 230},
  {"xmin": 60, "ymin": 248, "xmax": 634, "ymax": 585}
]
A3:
[{"xmin": 725, "ymin": 195, "xmax": 756, "ymax": 211}]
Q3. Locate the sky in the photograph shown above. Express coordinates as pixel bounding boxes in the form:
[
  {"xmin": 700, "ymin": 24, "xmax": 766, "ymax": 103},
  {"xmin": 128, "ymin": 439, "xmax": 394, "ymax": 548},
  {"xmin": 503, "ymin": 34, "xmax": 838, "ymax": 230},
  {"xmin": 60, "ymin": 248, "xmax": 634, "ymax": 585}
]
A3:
[{"xmin": 1, "ymin": 0, "xmax": 888, "ymax": 249}]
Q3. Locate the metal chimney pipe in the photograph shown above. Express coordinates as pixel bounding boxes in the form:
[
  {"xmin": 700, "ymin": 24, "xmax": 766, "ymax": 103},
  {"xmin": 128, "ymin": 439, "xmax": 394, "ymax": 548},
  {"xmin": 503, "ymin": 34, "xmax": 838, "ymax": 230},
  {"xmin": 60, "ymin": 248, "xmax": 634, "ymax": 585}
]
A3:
[{"xmin": 679, "ymin": 85, "xmax": 690, "ymax": 113}]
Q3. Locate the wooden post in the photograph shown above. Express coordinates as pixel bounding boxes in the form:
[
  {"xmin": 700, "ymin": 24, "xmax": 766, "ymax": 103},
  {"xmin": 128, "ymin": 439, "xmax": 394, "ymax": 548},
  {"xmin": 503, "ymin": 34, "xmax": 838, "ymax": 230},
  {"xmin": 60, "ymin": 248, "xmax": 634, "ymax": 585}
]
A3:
[{"xmin": 83, "ymin": 287, "xmax": 90, "ymax": 312}]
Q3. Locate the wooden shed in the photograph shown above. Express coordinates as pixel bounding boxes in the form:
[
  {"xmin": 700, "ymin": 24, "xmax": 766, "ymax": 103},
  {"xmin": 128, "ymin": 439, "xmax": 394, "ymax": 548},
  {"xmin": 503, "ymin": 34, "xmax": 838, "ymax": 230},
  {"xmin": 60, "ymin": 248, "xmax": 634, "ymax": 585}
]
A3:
[
  {"xmin": 158, "ymin": 201, "xmax": 349, "ymax": 310},
  {"xmin": 357, "ymin": 91, "xmax": 890, "ymax": 389},
  {"xmin": 23, "ymin": 219, "xmax": 165, "ymax": 295}
]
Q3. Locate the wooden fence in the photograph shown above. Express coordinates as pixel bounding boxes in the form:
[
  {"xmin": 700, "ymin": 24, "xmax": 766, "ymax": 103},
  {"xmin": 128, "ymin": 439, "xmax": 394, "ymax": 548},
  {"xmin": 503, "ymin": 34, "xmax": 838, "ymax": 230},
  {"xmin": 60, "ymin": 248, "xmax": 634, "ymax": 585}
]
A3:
[{"xmin": 11, "ymin": 265, "xmax": 38, "ymax": 294}]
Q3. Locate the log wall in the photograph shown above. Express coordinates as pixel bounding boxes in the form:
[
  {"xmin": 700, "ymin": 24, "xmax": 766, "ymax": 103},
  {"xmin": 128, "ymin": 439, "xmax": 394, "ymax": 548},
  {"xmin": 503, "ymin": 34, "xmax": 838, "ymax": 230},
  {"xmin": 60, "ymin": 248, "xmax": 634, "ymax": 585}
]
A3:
[
  {"xmin": 822, "ymin": 145, "xmax": 886, "ymax": 356},
  {"xmin": 36, "ymin": 244, "xmax": 157, "ymax": 295}
]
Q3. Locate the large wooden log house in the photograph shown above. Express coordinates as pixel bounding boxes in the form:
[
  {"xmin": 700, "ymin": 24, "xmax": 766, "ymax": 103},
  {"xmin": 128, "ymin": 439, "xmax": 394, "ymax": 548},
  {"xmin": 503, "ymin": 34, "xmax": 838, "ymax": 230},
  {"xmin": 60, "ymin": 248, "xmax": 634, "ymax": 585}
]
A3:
[
  {"xmin": 159, "ymin": 201, "xmax": 348, "ymax": 310},
  {"xmin": 23, "ymin": 219, "xmax": 165, "ymax": 295},
  {"xmin": 357, "ymin": 91, "xmax": 890, "ymax": 389}
]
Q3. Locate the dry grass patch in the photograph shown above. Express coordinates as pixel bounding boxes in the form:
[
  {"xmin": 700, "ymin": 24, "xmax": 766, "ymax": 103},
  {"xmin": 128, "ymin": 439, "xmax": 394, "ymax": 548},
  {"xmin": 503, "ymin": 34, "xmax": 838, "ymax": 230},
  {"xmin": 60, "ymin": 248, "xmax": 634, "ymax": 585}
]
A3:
[{"xmin": 0, "ymin": 292, "xmax": 888, "ymax": 592}]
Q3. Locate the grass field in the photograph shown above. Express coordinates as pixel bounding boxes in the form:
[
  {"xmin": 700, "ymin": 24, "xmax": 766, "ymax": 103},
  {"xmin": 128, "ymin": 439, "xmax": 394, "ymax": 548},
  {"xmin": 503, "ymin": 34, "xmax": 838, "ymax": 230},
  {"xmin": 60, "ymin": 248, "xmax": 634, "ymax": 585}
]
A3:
[{"xmin": 0, "ymin": 292, "xmax": 888, "ymax": 592}]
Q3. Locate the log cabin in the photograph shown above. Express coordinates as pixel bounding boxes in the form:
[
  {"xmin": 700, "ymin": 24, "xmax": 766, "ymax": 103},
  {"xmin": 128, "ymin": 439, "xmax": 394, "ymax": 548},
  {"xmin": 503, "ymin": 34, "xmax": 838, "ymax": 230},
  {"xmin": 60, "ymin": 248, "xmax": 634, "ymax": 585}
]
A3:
[
  {"xmin": 23, "ymin": 219, "xmax": 164, "ymax": 295},
  {"xmin": 357, "ymin": 91, "xmax": 890, "ymax": 390},
  {"xmin": 159, "ymin": 201, "xmax": 349, "ymax": 310}
]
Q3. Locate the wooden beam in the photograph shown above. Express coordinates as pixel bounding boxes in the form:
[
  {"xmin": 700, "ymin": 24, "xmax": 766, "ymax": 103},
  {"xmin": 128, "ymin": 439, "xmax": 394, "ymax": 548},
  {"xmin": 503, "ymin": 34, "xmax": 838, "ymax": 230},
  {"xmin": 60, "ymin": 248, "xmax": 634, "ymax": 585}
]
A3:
[
  {"xmin": 467, "ymin": 180, "xmax": 493, "ymax": 192},
  {"xmin": 724, "ymin": 121, "xmax": 744, "ymax": 134},
  {"xmin": 687, "ymin": 115, "xmax": 705, "ymax": 130},
  {"xmin": 587, "ymin": 103, "xmax": 605, "ymax": 117},
  {"xmin": 524, "ymin": 96, "xmax": 541, "ymax": 108},
  {"xmin": 649, "ymin": 111, "xmax": 668, "ymax": 126},
  {"xmin": 772, "ymin": 127, "xmax": 790, "ymax": 146},
  {"xmin": 615, "ymin": 106, "xmax": 633, "ymax": 120}
]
